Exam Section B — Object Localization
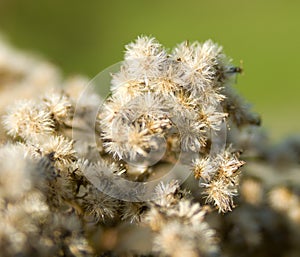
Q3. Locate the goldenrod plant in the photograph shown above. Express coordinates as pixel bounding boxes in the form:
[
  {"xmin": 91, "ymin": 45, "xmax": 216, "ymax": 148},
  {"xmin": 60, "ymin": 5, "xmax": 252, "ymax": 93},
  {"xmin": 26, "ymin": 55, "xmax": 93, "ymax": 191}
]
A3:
[{"xmin": 0, "ymin": 36, "xmax": 299, "ymax": 257}]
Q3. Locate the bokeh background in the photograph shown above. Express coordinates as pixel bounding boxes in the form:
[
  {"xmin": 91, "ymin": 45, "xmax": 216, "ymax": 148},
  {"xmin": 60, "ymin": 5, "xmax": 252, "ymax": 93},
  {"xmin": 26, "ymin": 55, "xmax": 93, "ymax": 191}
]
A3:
[{"xmin": 0, "ymin": 0, "xmax": 299, "ymax": 141}]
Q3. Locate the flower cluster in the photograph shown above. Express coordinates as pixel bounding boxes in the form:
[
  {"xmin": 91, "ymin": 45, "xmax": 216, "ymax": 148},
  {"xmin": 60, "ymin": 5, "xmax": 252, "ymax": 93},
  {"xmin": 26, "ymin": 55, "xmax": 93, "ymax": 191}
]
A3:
[
  {"xmin": 145, "ymin": 181, "xmax": 218, "ymax": 257},
  {"xmin": 99, "ymin": 36, "xmax": 254, "ymax": 212},
  {"xmin": 3, "ymin": 36, "xmax": 291, "ymax": 257}
]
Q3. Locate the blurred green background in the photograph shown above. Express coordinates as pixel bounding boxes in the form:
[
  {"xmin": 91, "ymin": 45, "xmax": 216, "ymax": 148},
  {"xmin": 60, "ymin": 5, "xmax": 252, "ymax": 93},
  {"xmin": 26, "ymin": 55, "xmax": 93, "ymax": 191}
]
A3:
[{"xmin": 0, "ymin": 0, "xmax": 299, "ymax": 141}]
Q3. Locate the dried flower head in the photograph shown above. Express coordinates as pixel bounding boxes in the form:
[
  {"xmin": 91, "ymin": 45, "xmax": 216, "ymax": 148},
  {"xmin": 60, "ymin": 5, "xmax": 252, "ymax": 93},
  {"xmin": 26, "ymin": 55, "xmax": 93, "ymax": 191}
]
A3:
[
  {"xmin": 3, "ymin": 100, "xmax": 54, "ymax": 140},
  {"xmin": 29, "ymin": 135, "xmax": 76, "ymax": 168},
  {"xmin": 241, "ymin": 177, "xmax": 263, "ymax": 205},
  {"xmin": 0, "ymin": 143, "xmax": 34, "ymax": 200},
  {"xmin": 42, "ymin": 92, "xmax": 73, "ymax": 126}
]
